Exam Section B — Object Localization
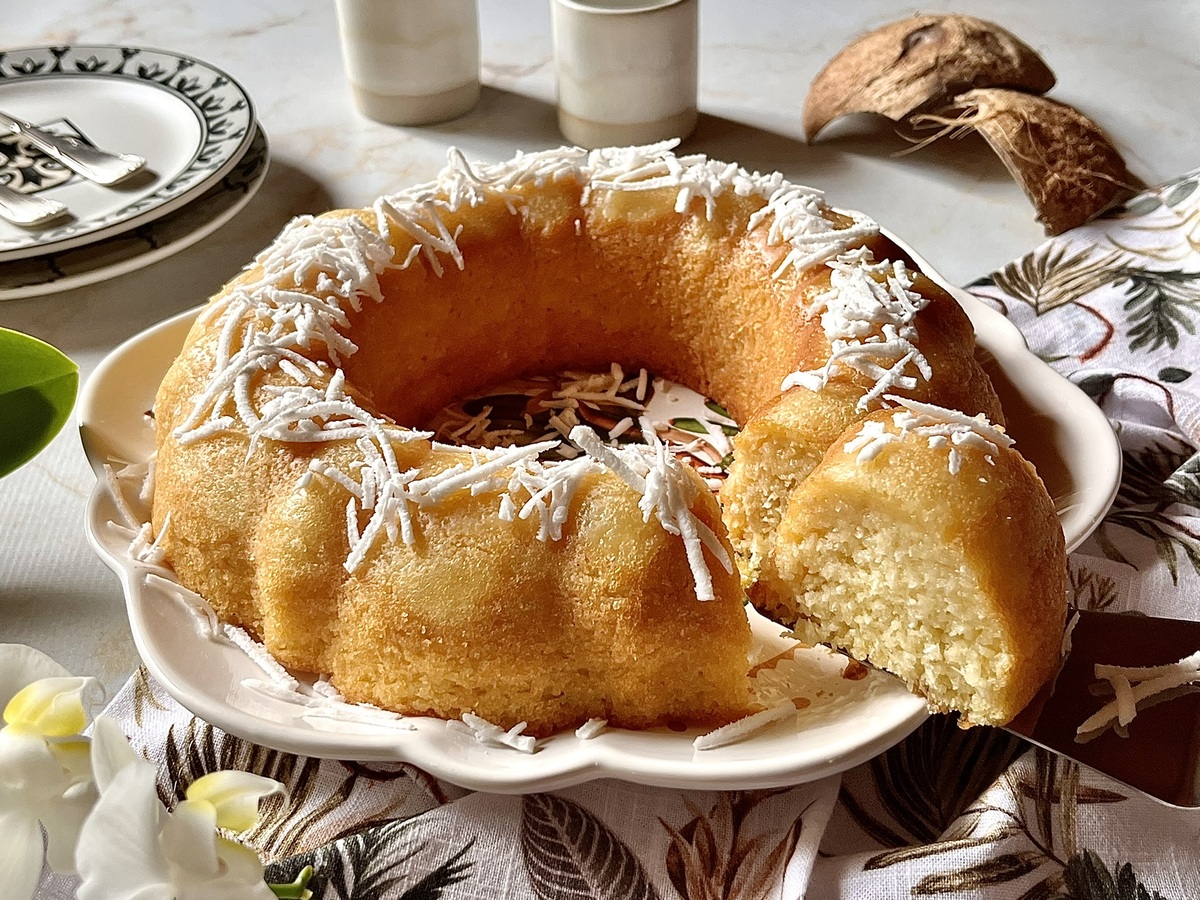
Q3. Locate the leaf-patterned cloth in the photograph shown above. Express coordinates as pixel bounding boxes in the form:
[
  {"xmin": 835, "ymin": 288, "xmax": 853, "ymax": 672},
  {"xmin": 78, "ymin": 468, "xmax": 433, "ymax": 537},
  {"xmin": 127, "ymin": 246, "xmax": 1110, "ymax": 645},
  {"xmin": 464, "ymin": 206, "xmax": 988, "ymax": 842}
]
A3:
[{"xmin": 38, "ymin": 172, "xmax": 1200, "ymax": 900}]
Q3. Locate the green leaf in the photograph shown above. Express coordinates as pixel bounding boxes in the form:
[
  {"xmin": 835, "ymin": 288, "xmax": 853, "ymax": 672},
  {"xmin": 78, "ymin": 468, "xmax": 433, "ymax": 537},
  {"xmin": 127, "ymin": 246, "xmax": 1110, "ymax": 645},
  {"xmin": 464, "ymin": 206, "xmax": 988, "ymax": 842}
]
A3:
[
  {"xmin": 704, "ymin": 400, "xmax": 730, "ymax": 417},
  {"xmin": 269, "ymin": 865, "xmax": 314, "ymax": 900},
  {"xmin": 991, "ymin": 244, "xmax": 1126, "ymax": 316},
  {"xmin": 669, "ymin": 415, "xmax": 739, "ymax": 437},
  {"xmin": 1073, "ymin": 373, "xmax": 1116, "ymax": 406},
  {"xmin": 1064, "ymin": 850, "xmax": 1124, "ymax": 900},
  {"xmin": 1118, "ymin": 269, "xmax": 1200, "ymax": 354},
  {"xmin": 839, "ymin": 717, "xmax": 1027, "ymax": 847},
  {"xmin": 671, "ymin": 417, "xmax": 708, "ymax": 434},
  {"xmin": 1158, "ymin": 367, "xmax": 1192, "ymax": 383},
  {"xmin": 0, "ymin": 327, "xmax": 78, "ymax": 478}
]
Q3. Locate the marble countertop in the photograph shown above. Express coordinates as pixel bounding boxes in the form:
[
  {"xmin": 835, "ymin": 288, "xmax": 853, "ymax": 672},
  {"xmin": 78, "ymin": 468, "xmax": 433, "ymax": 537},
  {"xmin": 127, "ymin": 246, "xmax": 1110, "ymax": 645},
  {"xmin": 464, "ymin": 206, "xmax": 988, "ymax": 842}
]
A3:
[{"xmin": 3, "ymin": 0, "xmax": 1199, "ymax": 700}]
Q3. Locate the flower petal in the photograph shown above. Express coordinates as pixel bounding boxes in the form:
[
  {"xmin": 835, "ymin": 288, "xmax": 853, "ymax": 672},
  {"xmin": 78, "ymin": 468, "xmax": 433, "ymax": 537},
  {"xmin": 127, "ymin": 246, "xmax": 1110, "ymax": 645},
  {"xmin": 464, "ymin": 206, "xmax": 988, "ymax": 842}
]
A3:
[
  {"xmin": 90, "ymin": 715, "xmax": 140, "ymax": 793},
  {"xmin": 0, "ymin": 723, "xmax": 66, "ymax": 796},
  {"xmin": 4, "ymin": 676, "xmax": 93, "ymax": 736},
  {"xmin": 50, "ymin": 737, "xmax": 94, "ymax": 785},
  {"xmin": 41, "ymin": 777, "xmax": 99, "ymax": 873},
  {"xmin": 76, "ymin": 761, "xmax": 172, "ymax": 900},
  {"xmin": 0, "ymin": 644, "xmax": 70, "ymax": 710},
  {"xmin": 0, "ymin": 809, "xmax": 45, "ymax": 900},
  {"xmin": 185, "ymin": 771, "xmax": 284, "ymax": 832},
  {"xmin": 174, "ymin": 837, "xmax": 275, "ymax": 900},
  {"xmin": 215, "ymin": 835, "xmax": 267, "ymax": 882},
  {"xmin": 160, "ymin": 799, "xmax": 219, "ymax": 878}
]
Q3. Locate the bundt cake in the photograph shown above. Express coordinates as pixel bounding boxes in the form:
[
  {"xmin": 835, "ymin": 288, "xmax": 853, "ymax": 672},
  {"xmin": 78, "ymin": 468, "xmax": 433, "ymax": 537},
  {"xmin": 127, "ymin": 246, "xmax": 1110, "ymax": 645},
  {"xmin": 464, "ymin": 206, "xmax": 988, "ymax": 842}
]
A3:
[{"xmin": 151, "ymin": 142, "xmax": 1066, "ymax": 733}]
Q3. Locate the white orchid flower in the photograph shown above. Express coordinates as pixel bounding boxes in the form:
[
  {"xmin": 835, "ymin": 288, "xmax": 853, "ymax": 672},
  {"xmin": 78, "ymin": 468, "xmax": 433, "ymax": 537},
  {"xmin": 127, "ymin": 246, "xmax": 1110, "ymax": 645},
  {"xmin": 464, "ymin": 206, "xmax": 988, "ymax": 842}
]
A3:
[
  {"xmin": 77, "ymin": 715, "xmax": 284, "ymax": 900},
  {"xmin": 0, "ymin": 644, "xmax": 98, "ymax": 900}
]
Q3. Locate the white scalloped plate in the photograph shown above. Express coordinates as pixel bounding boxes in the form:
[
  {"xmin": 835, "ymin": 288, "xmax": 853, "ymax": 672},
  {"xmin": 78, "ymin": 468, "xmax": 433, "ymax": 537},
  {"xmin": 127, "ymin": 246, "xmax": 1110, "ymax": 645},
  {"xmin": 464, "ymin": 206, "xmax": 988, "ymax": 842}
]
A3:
[{"xmin": 79, "ymin": 256, "xmax": 1120, "ymax": 793}]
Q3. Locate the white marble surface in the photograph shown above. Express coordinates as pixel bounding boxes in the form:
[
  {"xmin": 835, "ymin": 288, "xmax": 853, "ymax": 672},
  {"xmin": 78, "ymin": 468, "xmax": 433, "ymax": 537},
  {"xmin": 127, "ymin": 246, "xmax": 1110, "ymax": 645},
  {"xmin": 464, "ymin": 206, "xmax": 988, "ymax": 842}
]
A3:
[{"xmin": 2, "ymin": 0, "xmax": 1199, "ymax": 700}]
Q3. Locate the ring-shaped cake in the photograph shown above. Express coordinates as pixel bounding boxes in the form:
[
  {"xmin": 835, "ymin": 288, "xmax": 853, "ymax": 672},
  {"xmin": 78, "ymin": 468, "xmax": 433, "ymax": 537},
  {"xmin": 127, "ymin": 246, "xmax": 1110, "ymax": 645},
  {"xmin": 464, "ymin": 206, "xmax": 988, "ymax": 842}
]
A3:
[{"xmin": 151, "ymin": 143, "xmax": 1066, "ymax": 734}]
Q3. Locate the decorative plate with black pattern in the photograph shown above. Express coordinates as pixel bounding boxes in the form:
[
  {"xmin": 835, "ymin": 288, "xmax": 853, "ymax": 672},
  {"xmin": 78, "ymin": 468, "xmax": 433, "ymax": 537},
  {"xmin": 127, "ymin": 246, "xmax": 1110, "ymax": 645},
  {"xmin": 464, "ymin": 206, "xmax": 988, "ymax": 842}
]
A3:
[
  {"xmin": 0, "ymin": 45, "xmax": 255, "ymax": 261},
  {"xmin": 0, "ymin": 125, "xmax": 269, "ymax": 300}
]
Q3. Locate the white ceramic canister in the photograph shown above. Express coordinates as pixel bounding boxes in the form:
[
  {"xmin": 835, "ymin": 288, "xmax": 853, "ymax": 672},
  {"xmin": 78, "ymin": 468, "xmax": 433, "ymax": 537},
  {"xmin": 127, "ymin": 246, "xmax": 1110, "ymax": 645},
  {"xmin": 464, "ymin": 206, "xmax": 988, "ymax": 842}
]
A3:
[
  {"xmin": 552, "ymin": 0, "xmax": 699, "ymax": 148},
  {"xmin": 335, "ymin": 0, "xmax": 480, "ymax": 125}
]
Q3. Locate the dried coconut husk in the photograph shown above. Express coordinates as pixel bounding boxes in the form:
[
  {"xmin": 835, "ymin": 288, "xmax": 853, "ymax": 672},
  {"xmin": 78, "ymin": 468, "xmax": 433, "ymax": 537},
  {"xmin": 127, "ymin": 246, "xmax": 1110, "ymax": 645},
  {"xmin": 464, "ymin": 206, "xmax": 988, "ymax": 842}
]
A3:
[
  {"xmin": 804, "ymin": 14, "xmax": 1055, "ymax": 141},
  {"xmin": 913, "ymin": 88, "xmax": 1143, "ymax": 235}
]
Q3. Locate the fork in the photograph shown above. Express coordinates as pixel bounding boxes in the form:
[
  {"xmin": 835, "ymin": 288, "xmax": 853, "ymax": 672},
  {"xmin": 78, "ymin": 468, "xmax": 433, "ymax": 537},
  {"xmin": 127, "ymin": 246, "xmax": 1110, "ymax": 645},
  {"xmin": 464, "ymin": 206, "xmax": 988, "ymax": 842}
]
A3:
[
  {"xmin": 0, "ymin": 110, "xmax": 146, "ymax": 186},
  {"xmin": 0, "ymin": 181, "xmax": 67, "ymax": 226}
]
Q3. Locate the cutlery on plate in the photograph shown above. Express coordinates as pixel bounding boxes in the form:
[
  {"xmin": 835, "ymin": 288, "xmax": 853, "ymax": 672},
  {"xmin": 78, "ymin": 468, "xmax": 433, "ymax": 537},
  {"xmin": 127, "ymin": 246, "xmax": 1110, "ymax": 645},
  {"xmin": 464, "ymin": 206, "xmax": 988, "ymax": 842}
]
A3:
[
  {"xmin": 1005, "ymin": 609, "xmax": 1200, "ymax": 808},
  {"xmin": 0, "ymin": 110, "xmax": 146, "ymax": 186},
  {"xmin": 0, "ymin": 181, "xmax": 68, "ymax": 226}
]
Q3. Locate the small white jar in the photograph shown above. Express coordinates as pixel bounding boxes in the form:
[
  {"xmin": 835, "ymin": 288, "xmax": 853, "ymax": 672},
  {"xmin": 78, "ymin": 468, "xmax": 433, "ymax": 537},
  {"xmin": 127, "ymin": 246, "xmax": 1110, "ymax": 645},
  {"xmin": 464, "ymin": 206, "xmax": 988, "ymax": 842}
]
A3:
[
  {"xmin": 552, "ymin": 0, "xmax": 699, "ymax": 148},
  {"xmin": 335, "ymin": 0, "xmax": 481, "ymax": 126}
]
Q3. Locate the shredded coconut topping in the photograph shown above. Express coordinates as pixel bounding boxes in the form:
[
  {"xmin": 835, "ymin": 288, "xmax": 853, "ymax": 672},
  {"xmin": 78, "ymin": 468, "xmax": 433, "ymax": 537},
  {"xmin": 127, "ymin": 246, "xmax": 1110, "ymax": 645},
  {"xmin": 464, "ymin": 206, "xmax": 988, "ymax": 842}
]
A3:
[
  {"xmin": 844, "ymin": 395, "xmax": 1013, "ymax": 474},
  {"xmin": 239, "ymin": 678, "xmax": 418, "ymax": 731},
  {"xmin": 782, "ymin": 248, "xmax": 931, "ymax": 410},
  {"xmin": 575, "ymin": 718, "xmax": 608, "ymax": 739},
  {"xmin": 1077, "ymin": 650, "xmax": 1200, "ymax": 738},
  {"xmin": 693, "ymin": 700, "xmax": 798, "ymax": 750},
  {"xmin": 223, "ymin": 625, "xmax": 300, "ymax": 692},
  {"xmin": 570, "ymin": 424, "xmax": 733, "ymax": 601},
  {"xmin": 175, "ymin": 142, "xmax": 875, "ymax": 599},
  {"xmin": 448, "ymin": 713, "xmax": 538, "ymax": 753}
]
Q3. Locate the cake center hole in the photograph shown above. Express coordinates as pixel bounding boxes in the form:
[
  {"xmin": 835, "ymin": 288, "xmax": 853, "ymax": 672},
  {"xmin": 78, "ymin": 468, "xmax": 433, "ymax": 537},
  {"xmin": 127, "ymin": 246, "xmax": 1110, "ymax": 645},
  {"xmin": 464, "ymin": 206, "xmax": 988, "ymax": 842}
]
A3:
[{"xmin": 423, "ymin": 362, "xmax": 740, "ymax": 495}]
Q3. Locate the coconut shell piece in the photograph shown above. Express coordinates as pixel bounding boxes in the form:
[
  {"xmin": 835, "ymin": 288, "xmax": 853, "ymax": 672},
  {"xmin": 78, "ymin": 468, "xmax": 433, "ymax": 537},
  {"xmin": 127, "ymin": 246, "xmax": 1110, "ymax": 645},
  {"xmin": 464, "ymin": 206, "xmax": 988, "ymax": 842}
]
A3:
[
  {"xmin": 923, "ymin": 88, "xmax": 1141, "ymax": 235},
  {"xmin": 804, "ymin": 14, "xmax": 1055, "ymax": 141}
]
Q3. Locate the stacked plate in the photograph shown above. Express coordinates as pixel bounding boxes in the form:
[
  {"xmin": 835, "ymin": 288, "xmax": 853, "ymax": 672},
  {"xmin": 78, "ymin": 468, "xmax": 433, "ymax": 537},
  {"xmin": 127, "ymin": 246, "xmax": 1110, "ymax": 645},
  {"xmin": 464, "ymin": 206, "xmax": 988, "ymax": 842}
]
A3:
[{"xmin": 0, "ymin": 44, "xmax": 268, "ymax": 300}]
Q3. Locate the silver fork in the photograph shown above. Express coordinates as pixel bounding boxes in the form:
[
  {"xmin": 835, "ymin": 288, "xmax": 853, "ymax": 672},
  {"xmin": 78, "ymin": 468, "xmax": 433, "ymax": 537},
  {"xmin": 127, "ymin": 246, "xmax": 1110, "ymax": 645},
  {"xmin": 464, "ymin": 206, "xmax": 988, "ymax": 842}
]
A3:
[
  {"xmin": 0, "ymin": 181, "xmax": 67, "ymax": 226},
  {"xmin": 0, "ymin": 110, "xmax": 146, "ymax": 186}
]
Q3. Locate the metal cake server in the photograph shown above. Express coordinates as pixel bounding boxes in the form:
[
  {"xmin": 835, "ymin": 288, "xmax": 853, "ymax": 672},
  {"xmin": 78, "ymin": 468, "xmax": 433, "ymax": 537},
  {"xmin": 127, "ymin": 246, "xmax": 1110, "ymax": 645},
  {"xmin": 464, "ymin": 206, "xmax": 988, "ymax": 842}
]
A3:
[
  {"xmin": 1005, "ymin": 609, "xmax": 1200, "ymax": 808},
  {"xmin": 0, "ymin": 180, "xmax": 67, "ymax": 226},
  {"xmin": 0, "ymin": 110, "xmax": 146, "ymax": 186}
]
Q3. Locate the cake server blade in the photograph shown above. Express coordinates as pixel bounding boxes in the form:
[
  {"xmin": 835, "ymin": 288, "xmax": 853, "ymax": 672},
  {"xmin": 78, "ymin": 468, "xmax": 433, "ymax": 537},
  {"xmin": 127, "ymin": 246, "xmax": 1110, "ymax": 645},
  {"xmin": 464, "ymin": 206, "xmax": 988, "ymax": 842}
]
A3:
[
  {"xmin": 0, "ymin": 110, "xmax": 146, "ymax": 186},
  {"xmin": 1004, "ymin": 609, "xmax": 1200, "ymax": 808}
]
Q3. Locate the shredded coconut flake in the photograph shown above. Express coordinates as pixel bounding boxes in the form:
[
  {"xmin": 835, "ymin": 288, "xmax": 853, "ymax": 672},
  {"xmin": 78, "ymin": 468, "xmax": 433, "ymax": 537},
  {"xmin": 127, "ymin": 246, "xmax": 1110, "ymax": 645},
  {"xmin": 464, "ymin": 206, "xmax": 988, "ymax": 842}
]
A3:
[
  {"xmin": 240, "ymin": 678, "xmax": 417, "ymax": 730},
  {"xmin": 781, "ymin": 248, "xmax": 930, "ymax": 410},
  {"xmin": 844, "ymin": 395, "xmax": 1013, "ymax": 473},
  {"xmin": 693, "ymin": 700, "xmax": 798, "ymax": 750},
  {"xmin": 222, "ymin": 625, "xmax": 300, "ymax": 691},
  {"xmin": 575, "ymin": 718, "xmax": 608, "ymax": 740},
  {"xmin": 128, "ymin": 512, "xmax": 171, "ymax": 565},
  {"xmin": 449, "ymin": 713, "xmax": 538, "ymax": 753},
  {"xmin": 570, "ymin": 424, "xmax": 732, "ymax": 600},
  {"xmin": 145, "ymin": 573, "xmax": 221, "ymax": 640},
  {"xmin": 1077, "ymin": 650, "xmax": 1200, "ymax": 738},
  {"xmin": 1062, "ymin": 610, "xmax": 1081, "ymax": 657},
  {"xmin": 102, "ymin": 463, "xmax": 141, "ymax": 530}
]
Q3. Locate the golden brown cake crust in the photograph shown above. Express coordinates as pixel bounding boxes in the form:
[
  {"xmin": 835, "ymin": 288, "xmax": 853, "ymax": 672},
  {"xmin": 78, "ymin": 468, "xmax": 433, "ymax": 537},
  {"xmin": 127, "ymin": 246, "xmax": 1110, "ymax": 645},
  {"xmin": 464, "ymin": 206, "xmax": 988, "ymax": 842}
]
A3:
[
  {"xmin": 151, "ymin": 146, "xmax": 888, "ymax": 734},
  {"xmin": 771, "ymin": 405, "xmax": 1068, "ymax": 725},
  {"xmin": 151, "ymin": 144, "xmax": 1065, "ymax": 734}
]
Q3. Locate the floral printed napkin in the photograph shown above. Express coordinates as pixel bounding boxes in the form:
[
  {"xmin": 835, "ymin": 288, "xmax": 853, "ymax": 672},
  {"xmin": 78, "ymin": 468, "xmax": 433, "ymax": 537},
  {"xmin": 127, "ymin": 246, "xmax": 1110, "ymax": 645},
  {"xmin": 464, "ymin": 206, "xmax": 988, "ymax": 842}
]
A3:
[{"xmin": 40, "ymin": 172, "xmax": 1200, "ymax": 900}]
